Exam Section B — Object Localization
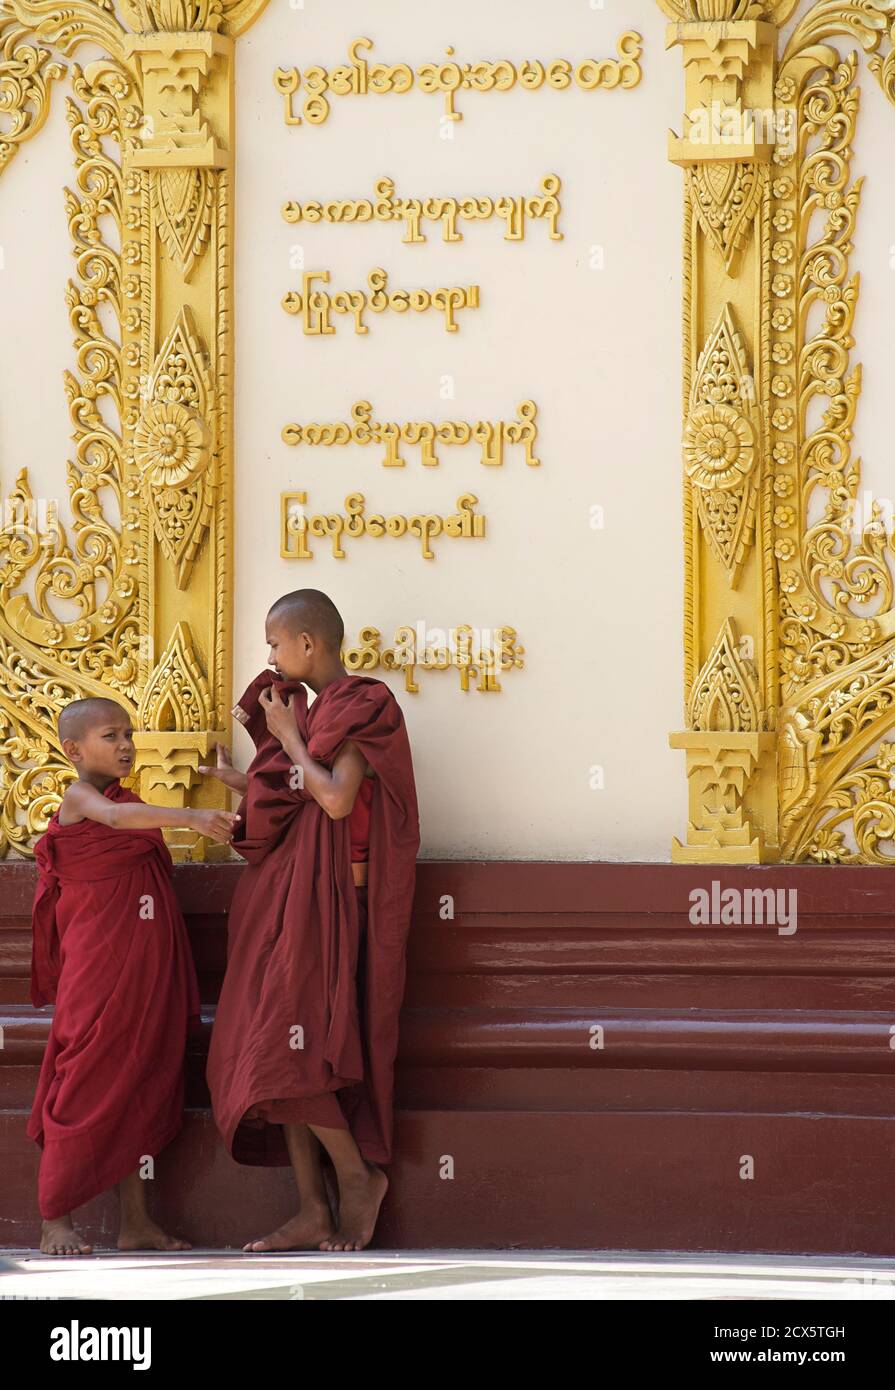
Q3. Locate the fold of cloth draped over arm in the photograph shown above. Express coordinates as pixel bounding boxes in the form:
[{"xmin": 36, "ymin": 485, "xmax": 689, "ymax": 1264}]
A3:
[
  {"xmin": 208, "ymin": 670, "xmax": 420, "ymax": 1167},
  {"xmin": 30, "ymin": 787, "xmax": 169, "ymax": 1007},
  {"xmin": 27, "ymin": 783, "xmax": 200, "ymax": 1219}
]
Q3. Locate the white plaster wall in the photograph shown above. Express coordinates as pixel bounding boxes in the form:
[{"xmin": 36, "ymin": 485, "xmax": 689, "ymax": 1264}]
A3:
[{"xmin": 233, "ymin": 0, "xmax": 687, "ymax": 860}]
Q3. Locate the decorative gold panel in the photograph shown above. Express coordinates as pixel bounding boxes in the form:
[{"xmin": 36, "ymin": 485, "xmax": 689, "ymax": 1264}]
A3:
[
  {"xmin": 662, "ymin": 0, "xmax": 895, "ymax": 862},
  {"xmin": 0, "ymin": 0, "xmax": 269, "ymax": 858}
]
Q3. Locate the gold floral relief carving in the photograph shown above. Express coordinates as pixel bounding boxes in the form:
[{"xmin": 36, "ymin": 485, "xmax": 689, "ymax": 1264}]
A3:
[
  {"xmin": 134, "ymin": 307, "xmax": 216, "ymax": 590},
  {"xmin": 685, "ymin": 305, "xmax": 762, "ymax": 586}
]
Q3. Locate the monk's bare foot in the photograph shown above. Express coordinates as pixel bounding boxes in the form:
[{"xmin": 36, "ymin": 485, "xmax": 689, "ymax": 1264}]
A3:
[
  {"xmin": 117, "ymin": 1220, "xmax": 192, "ymax": 1252},
  {"xmin": 40, "ymin": 1217, "xmax": 93, "ymax": 1256},
  {"xmin": 319, "ymin": 1163, "xmax": 388, "ymax": 1252},
  {"xmin": 243, "ymin": 1202, "xmax": 335, "ymax": 1253}
]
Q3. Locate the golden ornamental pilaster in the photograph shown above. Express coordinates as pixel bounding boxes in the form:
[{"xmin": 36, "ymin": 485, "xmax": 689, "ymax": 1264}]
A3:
[
  {"xmin": 662, "ymin": 0, "xmax": 895, "ymax": 865},
  {"xmin": 0, "ymin": 0, "xmax": 268, "ymax": 859},
  {"xmin": 660, "ymin": 0, "xmax": 802, "ymax": 863}
]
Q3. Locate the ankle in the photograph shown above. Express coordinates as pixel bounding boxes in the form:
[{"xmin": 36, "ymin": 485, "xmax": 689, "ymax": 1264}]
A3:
[
  {"xmin": 339, "ymin": 1161, "xmax": 377, "ymax": 1185},
  {"xmin": 301, "ymin": 1194, "xmax": 332, "ymax": 1212}
]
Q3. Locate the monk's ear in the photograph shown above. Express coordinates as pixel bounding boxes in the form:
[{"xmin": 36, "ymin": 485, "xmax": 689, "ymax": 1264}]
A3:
[{"xmin": 61, "ymin": 737, "xmax": 81, "ymax": 764}]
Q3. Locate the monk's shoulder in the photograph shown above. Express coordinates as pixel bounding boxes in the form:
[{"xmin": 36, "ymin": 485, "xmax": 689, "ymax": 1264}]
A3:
[
  {"xmin": 57, "ymin": 782, "xmax": 87, "ymax": 826},
  {"xmin": 353, "ymin": 675, "xmax": 401, "ymax": 709},
  {"xmin": 360, "ymin": 676, "xmax": 410, "ymax": 727}
]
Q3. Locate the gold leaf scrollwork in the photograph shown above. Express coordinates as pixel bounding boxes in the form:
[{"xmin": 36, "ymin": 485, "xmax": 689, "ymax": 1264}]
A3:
[
  {"xmin": 0, "ymin": 15, "xmax": 65, "ymax": 173},
  {"xmin": 778, "ymin": 708, "xmax": 820, "ymax": 839},
  {"xmin": 791, "ymin": 740, "xmax": 895, "ymax": 866},
  {"xmin": 771, "ymin": 13, "xmax": 895, "ymax": 860},
  {"xmin": 4, "ymin": 0, "xmax": 133, "ymax": 70}
]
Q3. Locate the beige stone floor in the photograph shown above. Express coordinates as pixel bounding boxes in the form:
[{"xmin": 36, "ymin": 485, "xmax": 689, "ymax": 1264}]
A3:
[{"xmin": 2, "ymin": 1249, "xmax": 895, "ymax": 1301}]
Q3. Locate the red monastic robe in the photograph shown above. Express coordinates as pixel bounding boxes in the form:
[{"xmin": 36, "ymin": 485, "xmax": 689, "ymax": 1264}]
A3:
[
  {"xmin": 207, "ymin": 670, "xmax": 420, "ymax": 1167},
  {"xmin": 27, "ymin": 783, "xmax": 200, "ymax": 1219}
]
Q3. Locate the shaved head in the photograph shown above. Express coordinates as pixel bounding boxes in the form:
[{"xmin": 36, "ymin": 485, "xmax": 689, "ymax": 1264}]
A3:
[
  {"xmin": 267, "ymin": 589, "xmax": 344, "ymax": 653},
  {"xmin": 58, "ymin": 697, "xmax": 129, "ymax": 744}
]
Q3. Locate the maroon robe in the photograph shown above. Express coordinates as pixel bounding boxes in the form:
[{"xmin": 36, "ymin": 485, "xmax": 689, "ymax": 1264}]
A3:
[
  {"xmin": 207, "ymin": 670, "xmax": 420, "ymax": 1166},
  {"xmin": 27, "ymin": 782, "xmax": 200, "ymax": 1219}
]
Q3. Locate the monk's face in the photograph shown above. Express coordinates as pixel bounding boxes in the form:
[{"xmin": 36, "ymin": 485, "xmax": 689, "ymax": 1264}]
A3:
[
  {"xmin": 64, "ymin": 713, "xmax": 136, "ymax": 781},
  {"xmin": 266, "ymin": 616, "xmax": 312, "ymax": 681}
]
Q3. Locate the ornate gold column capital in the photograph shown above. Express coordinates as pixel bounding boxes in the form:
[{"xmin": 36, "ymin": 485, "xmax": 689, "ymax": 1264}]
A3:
[{"xmin": 666, "ymin": 19, "xmax": 777, "ymax": 163}]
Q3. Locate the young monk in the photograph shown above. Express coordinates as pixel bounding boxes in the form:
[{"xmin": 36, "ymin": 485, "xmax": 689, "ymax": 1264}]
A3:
[
  {"xmin": 202, "ymin": 588, "xmax": 420, "ymax": 1252},
  {"xmin": 29, "ymin": 696, "xmax": 239, "ymax": 1256}
]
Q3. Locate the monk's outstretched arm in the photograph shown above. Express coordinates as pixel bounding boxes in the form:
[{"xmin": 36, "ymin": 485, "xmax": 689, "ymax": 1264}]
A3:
[
  {"xmin": 259, "ymin": 686, "xmax": 367, "ymax": 819},
  {"xmin": 198, "ymin": 743, "xmax": 248, "ymax": 796},
  {"xmin": 61, "ymin": 781, "xmax": 240, "ymax": 843}
]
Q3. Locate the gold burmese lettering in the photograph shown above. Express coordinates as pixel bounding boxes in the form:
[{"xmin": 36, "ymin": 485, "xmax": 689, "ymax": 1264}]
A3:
[
  {"xmin": 282, "ymin": 175, "xmax": 563, "ymax": 244},
  {"xmin": 280, "ymin": 492, "xmax": 486, "ymax": 561},
  {"xmin": 343, "ymin": 625, "xmax": 526, "ymax": 695},
  {"xmin": 282, "ymin": 269, "xmax": 479, "ymax": 335},
  {"xmin": 281, "ymin": 401, "xmax": 540, "ymax": 469},
  {"xmin": 274, "ymin": 33, "xmax": 643, "ymax": 128}
]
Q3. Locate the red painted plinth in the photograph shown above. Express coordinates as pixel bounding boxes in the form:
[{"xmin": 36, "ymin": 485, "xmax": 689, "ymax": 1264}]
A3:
[{"xmin": 2, "ymin": 861, "xmax": 894, "ymax": 1253}]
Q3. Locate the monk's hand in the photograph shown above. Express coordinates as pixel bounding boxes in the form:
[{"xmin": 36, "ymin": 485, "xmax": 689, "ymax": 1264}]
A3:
[
  {"xmin": 259, "ymin": 685, "xmax": 298, "ymax": 744},
  {"xmin": 191, "ymin": 809, "xmax": 241, "ymax": 844},
  {"xmin": 199, "ymin": 745, "xmax": 247, "ymax": 794}
]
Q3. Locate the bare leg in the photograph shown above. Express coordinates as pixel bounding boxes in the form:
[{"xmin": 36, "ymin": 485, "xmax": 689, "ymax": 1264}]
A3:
[
  {"xmin": 307, "ymin": 1124, "xmax": 388, "ymax": 1252},
  {"xmin": 117, "ymin": 1169, "xmax": 191, "ymax": 1251},
  {"xmin": 243, "ymin": 1123, "xmax": 336, "ymax": 1252},
  {"xmin": 40, "ymin": 1216, "xmax": 93, "ymax": 1256}
]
